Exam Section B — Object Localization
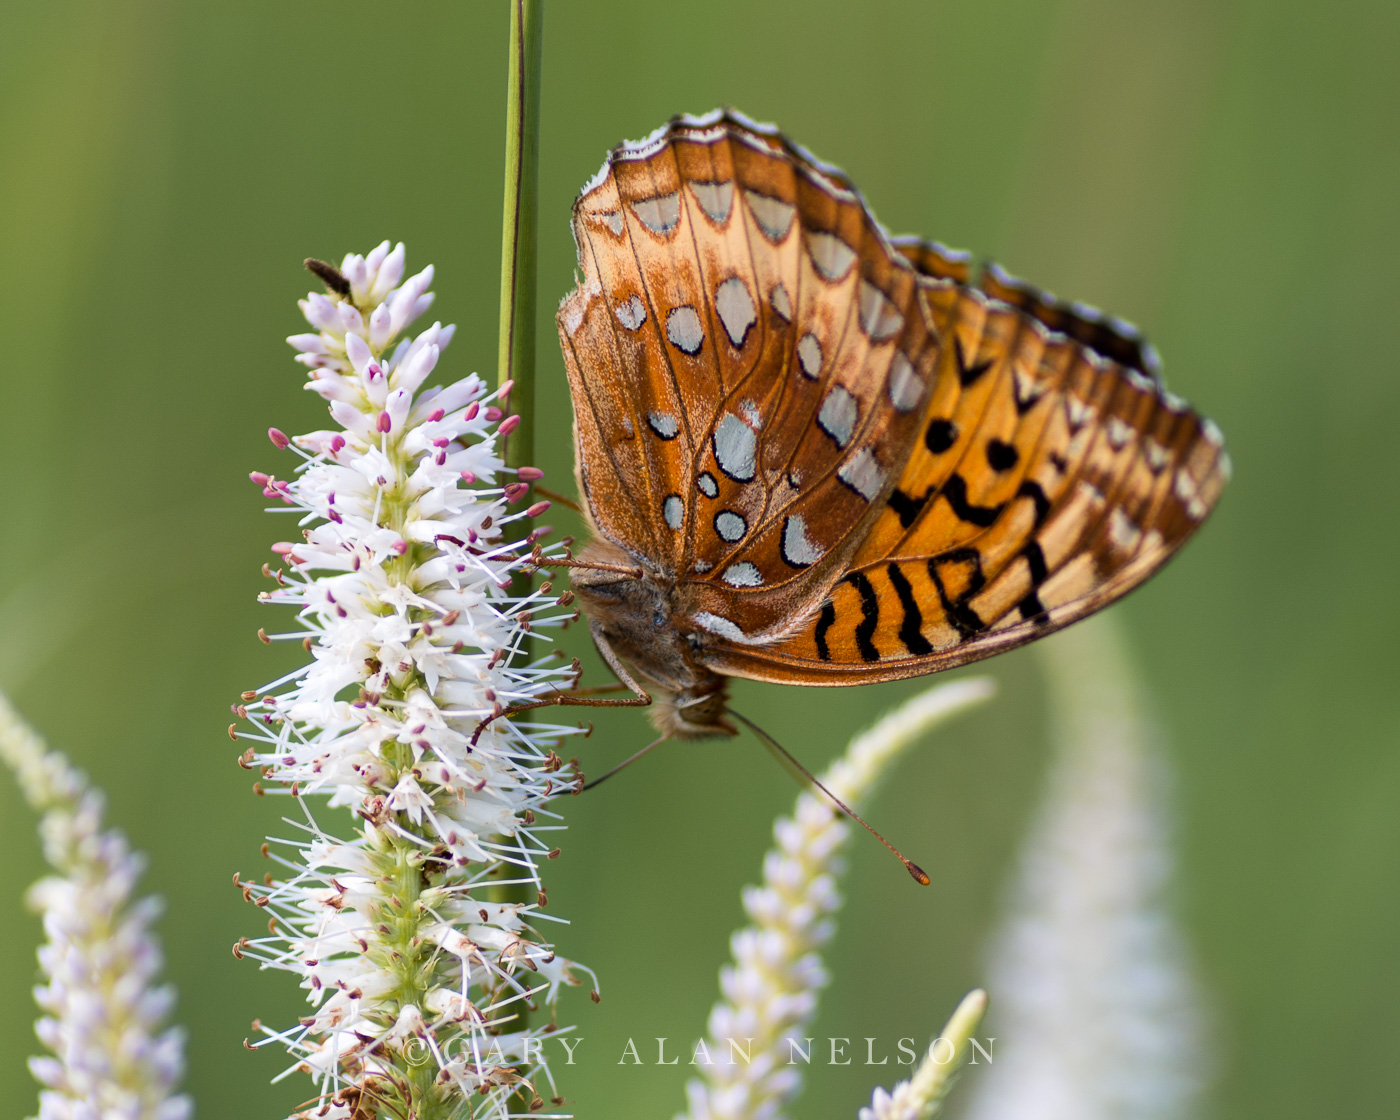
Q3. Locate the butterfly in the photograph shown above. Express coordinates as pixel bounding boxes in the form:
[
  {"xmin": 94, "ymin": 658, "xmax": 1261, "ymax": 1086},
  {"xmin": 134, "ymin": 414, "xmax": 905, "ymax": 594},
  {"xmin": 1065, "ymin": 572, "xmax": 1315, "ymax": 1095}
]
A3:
[{"xmin": 531, "ymin": 109, "xmax": 1227, "ymax": 752}]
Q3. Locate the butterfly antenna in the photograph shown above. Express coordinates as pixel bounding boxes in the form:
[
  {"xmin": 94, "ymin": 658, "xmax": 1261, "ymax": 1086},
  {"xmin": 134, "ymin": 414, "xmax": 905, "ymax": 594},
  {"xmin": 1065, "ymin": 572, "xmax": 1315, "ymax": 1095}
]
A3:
[
  {"xmin": 581, "ymin": 734, "xmax": 668, "ymax": 792},
  {"xmin": 729, "ymin": 709, "xmax": 930, "ymax": 886}
]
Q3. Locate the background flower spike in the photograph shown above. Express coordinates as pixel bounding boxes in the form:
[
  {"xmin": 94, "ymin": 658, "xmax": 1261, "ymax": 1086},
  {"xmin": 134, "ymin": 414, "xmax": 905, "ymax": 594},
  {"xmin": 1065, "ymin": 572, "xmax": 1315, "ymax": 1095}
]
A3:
[{"xmin": 679, "ymin": 677, "xmax": 995, "ymax": 1120}]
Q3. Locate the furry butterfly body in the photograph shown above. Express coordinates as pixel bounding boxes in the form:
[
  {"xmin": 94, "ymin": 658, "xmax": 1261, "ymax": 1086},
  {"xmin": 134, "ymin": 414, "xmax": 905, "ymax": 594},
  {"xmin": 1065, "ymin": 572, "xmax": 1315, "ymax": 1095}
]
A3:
[{"xmin": 554, "ymin": 110, "xmax": 1228, "ymax": 740}]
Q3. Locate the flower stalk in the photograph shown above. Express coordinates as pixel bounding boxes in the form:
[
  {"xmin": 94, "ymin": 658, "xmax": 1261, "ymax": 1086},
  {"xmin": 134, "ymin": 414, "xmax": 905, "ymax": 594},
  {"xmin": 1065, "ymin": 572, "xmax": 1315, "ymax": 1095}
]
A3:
[
  {"xmin": 859, "ymin": 989, "xmax": 988, "ymax": 1120},
  {"xmin": 961, "ymin": 616, "xmax": 1209, "ymax": 1120},
  {"xmin": 680, "ymin": 678, "xmax": 995, "ymax": 1120},
  {"xmin": 240, "ymin": 244, "xmax": 588, "ymax": 1119},
  {"xmin": 0, "ymin": 691, "xmax": 190, "ymax": 1120}
]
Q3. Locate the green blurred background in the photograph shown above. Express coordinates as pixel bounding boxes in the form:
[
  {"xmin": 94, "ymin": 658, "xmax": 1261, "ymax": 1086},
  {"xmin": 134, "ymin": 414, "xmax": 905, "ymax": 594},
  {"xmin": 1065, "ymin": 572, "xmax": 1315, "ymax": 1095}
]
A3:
[{"xmin": 1, "ymin": 1, "xmax": 1396, "ymax": 1116}]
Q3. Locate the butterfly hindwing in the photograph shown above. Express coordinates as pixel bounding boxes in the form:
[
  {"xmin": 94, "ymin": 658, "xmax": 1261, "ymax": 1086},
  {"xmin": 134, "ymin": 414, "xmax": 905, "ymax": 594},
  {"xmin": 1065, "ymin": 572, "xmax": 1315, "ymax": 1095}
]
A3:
[{"xmin": 704, "ymin": 281, "xmax": 1229, "ymax": 683}]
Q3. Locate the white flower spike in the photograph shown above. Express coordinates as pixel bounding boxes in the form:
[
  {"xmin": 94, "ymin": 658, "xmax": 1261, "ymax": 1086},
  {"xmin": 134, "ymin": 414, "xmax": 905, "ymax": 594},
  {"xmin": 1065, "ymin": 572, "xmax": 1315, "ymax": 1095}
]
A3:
[
  {"xmin": 961, "ymin": 616, "xmax": 1209, "ymax": 1120},
  {"xmin": 680, "ymin": 678, "xmax": 995, "ymax": 1120},
  {"xmin": 238, "ymin": 245, "xmax": 589, "ymax": 1119},
  {"xmin": 0, "ymin": 691, "xmax": 191, "ymax": 1120},
  {"xmin": 860, "ymin": 989, "xmax": 988, "ymax": 1120}
]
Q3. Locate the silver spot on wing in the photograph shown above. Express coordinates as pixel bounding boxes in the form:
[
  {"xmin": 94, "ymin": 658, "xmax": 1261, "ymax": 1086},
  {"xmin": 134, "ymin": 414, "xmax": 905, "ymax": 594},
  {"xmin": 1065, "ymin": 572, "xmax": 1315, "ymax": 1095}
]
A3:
[
  {"xmin": 615, "ymin": 295, "xmax": 646, "ymax": 331},
  {"xmin": 807, "ymin": 231, "xmax": 857, "ymax": 281},
  {"xmin": 662, "ymin": 495, "xmax": 684, "ymax": 530},
  {"xmin": 745, "ymin": 190, "xmax": 795, "ymax": 241},
  {"xmin": 666, "ymin": 306, "xmax": 704, "ymax": 355},
  {"xmin": 693, "ymin": 611, "xmax": 757, "ymax": 643},
  {"xmin": 797, "ymin": 333, "xmax": 822, "ymax": 380},
  {"xmin": 721, "ymin": 561, "xmax": 763, "ymax": 588},
  {"xmin": 858, "ymin": 280, "xmax": 904, "ymax": 341},
  {"xmin": 647, "ymin": 410, "xmax": 680, "ymax": 439},
  {"xmin": 689, "ymin": 180, "xmax": 733, "ymax": 225},
  {"xmin": 770, "ymin": 283, "xmax": 792, "ymax": 321},
  {"xmin": 887, "ymin": 352, "xmax": 923, "ymax": 412},
  {"xmin": 837, "ymin": 446, "xmax": 885, "ymax": 501},
  {"xmin": 1106, "ymin": 416, "xmax": 1134, "ymax": 449},
  {"xmin": 781, "ymin": 514, "xmax": 823, "ymax": 568},
  {"xmin": 714, "ymin": 510, "xmax": 748, "ymax": 543},
  {"xmin": 712, "ymin": 413, "xmax": 757, "ymax": 481},
  {"xmin": 630, "ymin": 192, "xmax": 680, "ymax": 234},
  {"xmin": 696, "ymin": 471, "xmax": 718, "ymax": 498},
  {"xmin": 817, "ymin": 386, "xmax": 859, "ymax": 449},
  {"xmin": 1107, "ymin": 508, "xmax": 1142, "ymax": 553},
  {"xmin": 715, "ymin": 277, "xmax": 757, "ymax": 348}
]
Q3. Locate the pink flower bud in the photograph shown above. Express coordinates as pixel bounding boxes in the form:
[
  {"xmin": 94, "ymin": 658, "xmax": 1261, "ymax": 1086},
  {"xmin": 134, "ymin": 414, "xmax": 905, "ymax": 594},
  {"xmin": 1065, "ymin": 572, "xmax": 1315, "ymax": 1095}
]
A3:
[
  {"xmin": 377, "ymin": 411, "xmax": 392, "ymax": 433},
  {"xmin": 330, "ymin": 435, "xmax": 346, "ymax": 453},
  {"xmin": 485, "ymin": 406, "xmax": 504, "ymax": 423},
  {"xmin": 504, "ymin": 483, "xmax": 528, "ymax": 503},
  {"xmin": 268, "ymin": 428, "xmax": 290, "ymax": 449},
  {"xmin": 462, "ymin": 402, "xmax": 480, "ymax": 422},
  {"xmin": 428, "ymin": 408, "xmax": 445, "ymax": 422},
  {"xmin": 460, "ymin": 470, "xmax": 477, "ymax": 484},
  {"xmin": 516, "ymin": 466, "xmax": 544, "ymax": 481},
  {"xmin": 497, "ymin": 414, "xmax": 520, "ymax": 436},
  {"xmin": 497, "ymin": 379, "xmax": 514, "ymax": 402},
  {"xmin": 525, "ymin": 500, "xmax": 551, "ymax": 518},
  {"xmin": 391, "ymin": 539, "xmax": 408, "ymax": 555},
  {"xmin": 250, "ymin": 471, "xmax": 270, "ymax": 486},
  {"xmin": 271, "ymin": 542, "xmax": 294, "ymax": 555}
]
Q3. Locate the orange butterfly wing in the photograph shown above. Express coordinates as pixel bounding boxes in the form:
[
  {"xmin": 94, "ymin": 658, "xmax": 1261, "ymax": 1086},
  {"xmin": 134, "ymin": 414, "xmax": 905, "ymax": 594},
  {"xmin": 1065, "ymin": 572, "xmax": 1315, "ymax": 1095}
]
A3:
[
  {"xmin": 558, "ymin": 113, "xmax": 936, "ymax": 642},
  {"xmin": 707, "ymin": 263, "xmax": 1229, "ymax": 684},
  {"xmin": 558, "ymin": 111, "xmax": 1228, "ymax": 685}
]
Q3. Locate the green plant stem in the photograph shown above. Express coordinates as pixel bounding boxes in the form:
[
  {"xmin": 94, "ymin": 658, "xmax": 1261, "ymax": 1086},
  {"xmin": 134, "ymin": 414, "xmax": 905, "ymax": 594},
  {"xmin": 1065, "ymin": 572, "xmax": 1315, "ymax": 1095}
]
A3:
[
  {"xmin": 489, "ymin": 0, "xmax": 545, "ymax": 1046},
  {"xmin": 496, "ymin": 0, "xmax": 543, "ymax": 474}
]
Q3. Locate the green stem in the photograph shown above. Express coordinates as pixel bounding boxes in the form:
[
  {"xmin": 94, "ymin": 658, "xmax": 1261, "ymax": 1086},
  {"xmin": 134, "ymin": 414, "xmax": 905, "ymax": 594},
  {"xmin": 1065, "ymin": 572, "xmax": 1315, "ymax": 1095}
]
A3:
[
  {"xmin": 496, "ymin": 0, "xmax": 543, "ymax": 474},
  {"xmin": 489, "ymin": 0, "xmax": 545, "ymax": 1051}
]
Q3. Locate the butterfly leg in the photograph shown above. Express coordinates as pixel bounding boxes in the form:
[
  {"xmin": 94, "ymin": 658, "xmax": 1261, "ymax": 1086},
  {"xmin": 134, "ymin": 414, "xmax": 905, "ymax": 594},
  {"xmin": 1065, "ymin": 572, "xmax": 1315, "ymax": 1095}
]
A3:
[{"xmin": 470, "ymin": 621, "xmax": 653, "ymax": 746}]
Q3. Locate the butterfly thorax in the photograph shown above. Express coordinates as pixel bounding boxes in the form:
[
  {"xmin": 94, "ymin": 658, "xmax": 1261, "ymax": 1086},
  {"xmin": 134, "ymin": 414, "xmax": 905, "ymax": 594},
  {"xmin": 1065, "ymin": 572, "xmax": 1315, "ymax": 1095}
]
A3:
[{"xmin": 570, "ymin": 539, "xmax": 736, "ymax": 741}]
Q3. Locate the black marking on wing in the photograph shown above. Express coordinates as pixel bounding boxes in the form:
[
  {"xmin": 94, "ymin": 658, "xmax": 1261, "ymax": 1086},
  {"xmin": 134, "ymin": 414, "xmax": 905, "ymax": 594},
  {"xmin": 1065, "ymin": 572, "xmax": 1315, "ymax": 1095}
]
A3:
[
  {"xmin": 1016, "ymin": 590, "xmax": 1049, "ymax": 624},
  {"xmin": 925, "ymin": 418, "xmax": 958, "ymax": 453},
  {"xmin": 886, "ymin": 563, "xmax": 933, "ymax": 656},
  {"xmin": 954, "ymin": 337, "xmax": 995, "ymax": 388},
  {"xmin": 986, "ymin": 439, "xmax": 1019, "ymax": 471},
  {"xmin": 1023, "ymin": 541, "xmax": 1049, "ymax": 585},
  {"xmin": 1016, "ymin": 542, "xmax": 1051, "ymax": 624},
  {"xmin": 814, "ymin": 600, "xmax": 836, "ymax": 662},
  {"xmin": 847, "ymin": 572, "xmax": 881, "ymax": 663},
  {"xmin": 1013, "ymin": 383, "xmax": 1042, "ymax": 416},
  {"xmin": 928, "ymin": 548, "xmax": 988, "ymax": 640},
  {"xmin": 1018, "ymin": 480, "xmax": 1052, "ymax": 525},
  {"xmin": 888, "ymin": 487, "xmax": 927, "ymax": 529},
  {"xmin": 940, "ymin": 474, "xmax": 1005, "ymax": 528}
]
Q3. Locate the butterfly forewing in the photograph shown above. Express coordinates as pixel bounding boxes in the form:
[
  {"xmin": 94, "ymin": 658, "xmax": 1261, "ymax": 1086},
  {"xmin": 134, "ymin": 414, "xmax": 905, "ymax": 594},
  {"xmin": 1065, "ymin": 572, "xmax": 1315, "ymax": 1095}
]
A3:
[
  {"xmin": 561, "ymin": 115, "xmax": 940, "ymax": 643},
  {"xmin": 558, "ymin": 110, "xmax": 1228, "ymax": 689}
]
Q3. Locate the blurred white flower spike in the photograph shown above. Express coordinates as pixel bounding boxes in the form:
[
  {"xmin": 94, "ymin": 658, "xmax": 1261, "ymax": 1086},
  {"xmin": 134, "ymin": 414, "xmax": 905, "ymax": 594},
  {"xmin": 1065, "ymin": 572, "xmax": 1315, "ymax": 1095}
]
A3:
[
  {"xmin": 961, "ymin": 616, "xmax": 1210, "ymax": 1120},
  {"xmin": 236, "ymin": 243, "xmax": 589, "ymax": 1119},
  {"xmin": 0, "ymin": 692, "xmax": 191, "ymax": 1120},
  {"xmin": 679, "ymin": 678, "xmax": 995, "ymax": 1120}
]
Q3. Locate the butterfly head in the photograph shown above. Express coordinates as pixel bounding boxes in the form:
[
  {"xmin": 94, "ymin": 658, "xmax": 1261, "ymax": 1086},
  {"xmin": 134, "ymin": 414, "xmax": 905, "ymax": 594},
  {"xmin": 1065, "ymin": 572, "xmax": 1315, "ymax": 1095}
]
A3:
[{"xmin": 569, "ymin": 539, "xmax": 737, "ymax": 741}]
